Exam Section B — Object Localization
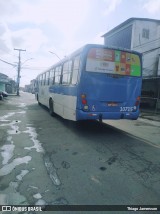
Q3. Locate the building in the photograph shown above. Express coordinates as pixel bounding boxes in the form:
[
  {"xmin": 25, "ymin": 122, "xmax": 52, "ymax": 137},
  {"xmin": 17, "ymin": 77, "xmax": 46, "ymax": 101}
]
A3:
[
  {"xmin": 0, "ymin": 73, "xmax": 17, "ymax": 94},
  {"xmin": 30, "ymin": 79, "xmax": 36, "ymax": 94},
  {"xmin": 0, "ymin": 73, "xmax": 9, "ymax": 91},
  {"xmin": 102, "ymin": 18, "xmax": 160, "ymax": 110},
  {"xmin": 6, "ymin": 79, "xmax": 17, "ymax": 94},
  {"xmin": 24, "ymin": 79, "xmax": 36, "ymax": 93}
]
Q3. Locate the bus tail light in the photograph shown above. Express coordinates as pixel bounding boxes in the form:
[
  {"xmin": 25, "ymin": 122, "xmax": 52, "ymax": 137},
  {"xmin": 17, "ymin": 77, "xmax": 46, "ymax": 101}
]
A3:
[
  {"xmin": 135, "ymin": 96, "xmax": 141, "ymax": 106},
  {"xmin": 137, "ymin": 96, "xmax": 141, "ymax": 101},
  {"xmin": 82, "ymin": 99, "xmax": 87, "ymax": 105},
  {"xmin": 81, "ymin": 94, "xmax": 89, "ymax": 110},
  {"xmin": 81, "ymin": 94, "xmax": 87, "ymax": 105},
  {"xmin": 81, "ymin": 94, "xmax": 86, "ymax": 99}
]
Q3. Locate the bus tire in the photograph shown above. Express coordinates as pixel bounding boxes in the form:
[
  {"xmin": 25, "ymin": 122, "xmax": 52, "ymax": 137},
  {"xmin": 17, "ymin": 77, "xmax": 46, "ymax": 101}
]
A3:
[
  {"xmin": 49, "ymin": 99, "xmax": 55, "ymax": 116},
  {"xmin": 37, "ymin": 95, "xmax": 41, "ymax": 105}
]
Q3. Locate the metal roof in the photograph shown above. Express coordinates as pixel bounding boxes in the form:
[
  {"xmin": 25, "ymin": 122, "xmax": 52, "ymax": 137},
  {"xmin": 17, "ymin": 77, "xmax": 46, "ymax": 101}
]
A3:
[
  {"xmin": 0, "ymin": 73, "xmax": 8, "ymax": 78},
  {"xmin": 102, "ymin": 17, "xmax": 160, "ymax": 37}
]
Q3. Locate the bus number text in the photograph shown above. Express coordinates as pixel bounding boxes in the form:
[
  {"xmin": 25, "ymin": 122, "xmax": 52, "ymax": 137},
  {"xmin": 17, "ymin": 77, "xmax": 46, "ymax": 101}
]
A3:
[{"xmin": 120, "ymin": 107, "xmax": 135, "ymax": 112}]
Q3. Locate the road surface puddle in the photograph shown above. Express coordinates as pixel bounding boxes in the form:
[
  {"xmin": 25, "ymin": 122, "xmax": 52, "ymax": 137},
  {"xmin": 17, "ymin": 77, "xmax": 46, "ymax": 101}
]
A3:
[
  {"xmin": 0, "ymin": 111, "xmax": 25, "ymax": 122},
  {"xmin": 44, "ymin": 155, "xmax": 61, "ymax": 186},
  {"xmin": 24, "ymin": 127, "xmax": 44, "ymax": 153},
  {"xmin": 33, "ymin": 193, "xmax": 42, "ymax": 199},
  {"xmin": 0, "ymin": 180, "xmax": 28, "ymax": 205},
  {"xmin": 0, "ymin": 111, "xmax": 26, "ymax": 135},
  {"xmin": 0, "ymin": 112, "xmax": 15, "ymax": 121},
  {"xmin": 0, "ymin": 156, "xmax": 32, "ymax": 176},
  {"xmin": 16, "ymin": 170, "xmax": 29, "ymax": 181},
  {"xmin": 0, "ymin": 120, "xmax": 21, "ymax": 135},
  {"xmin": 17, "ymin": 103, "xmax": 27, "ymax": 108},
  {"xmin": 0, "ymin": 191, "xmax": 27, "ymax": 205},
  {"xmin": 1, "ymin": 144, "xmax": 15, "ymax": 165}
]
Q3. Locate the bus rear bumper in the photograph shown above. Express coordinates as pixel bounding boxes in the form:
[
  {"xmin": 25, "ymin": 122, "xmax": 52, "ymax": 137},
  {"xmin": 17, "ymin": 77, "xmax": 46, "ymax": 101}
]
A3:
[{"xmin": 76, "ymin": 110, "xmax": 140, "ymax": 121}]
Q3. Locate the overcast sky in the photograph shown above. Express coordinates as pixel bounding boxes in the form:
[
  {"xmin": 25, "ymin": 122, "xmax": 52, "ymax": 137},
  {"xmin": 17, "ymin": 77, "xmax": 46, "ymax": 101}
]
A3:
[{"xmin": 0, "ymin": 0, "xmax": 160, "ymax": 86}]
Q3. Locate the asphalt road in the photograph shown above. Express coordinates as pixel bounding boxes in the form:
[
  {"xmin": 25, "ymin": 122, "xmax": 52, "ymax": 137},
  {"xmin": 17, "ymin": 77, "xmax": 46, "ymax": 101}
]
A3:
[{"xmin": 0, "ymin": 92, "xmax": 160, "ymax": 213}]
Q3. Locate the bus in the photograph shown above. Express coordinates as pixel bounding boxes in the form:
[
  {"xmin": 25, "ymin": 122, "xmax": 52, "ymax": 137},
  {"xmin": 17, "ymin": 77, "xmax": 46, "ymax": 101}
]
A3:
[{"xmin": 35, "ymin": 44, "xmax": 142, "ymax": 122}]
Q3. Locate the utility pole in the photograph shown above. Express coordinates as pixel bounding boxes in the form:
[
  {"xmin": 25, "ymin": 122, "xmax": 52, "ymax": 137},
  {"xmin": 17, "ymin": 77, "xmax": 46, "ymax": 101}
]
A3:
[{"xmin": 14, "ymin": 48, "xmax": 26, "ymax": 96}]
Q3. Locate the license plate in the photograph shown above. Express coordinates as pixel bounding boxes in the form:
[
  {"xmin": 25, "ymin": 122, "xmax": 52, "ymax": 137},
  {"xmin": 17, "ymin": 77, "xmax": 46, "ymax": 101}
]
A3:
[{"xmin": 107, "ymin": 102, "xmax": 118, "ymax": 107}]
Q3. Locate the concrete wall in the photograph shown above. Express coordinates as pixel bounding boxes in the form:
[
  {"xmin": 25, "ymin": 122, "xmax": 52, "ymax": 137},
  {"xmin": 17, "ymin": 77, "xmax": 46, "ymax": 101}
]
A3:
[
  {"xmin": 132, "ymin": 21, "xmax": 160, "ymax": 51},
  {"xmin": 132, "ymin": 20, "xmax": 160, "ymax": 77},
  {"xmin": 0, "ymin": 83, "xmax": 5, "ymax": 91}
]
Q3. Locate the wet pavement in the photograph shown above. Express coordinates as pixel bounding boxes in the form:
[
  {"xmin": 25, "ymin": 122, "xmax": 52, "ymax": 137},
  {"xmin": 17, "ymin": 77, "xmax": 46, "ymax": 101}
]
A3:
[
  {"xmin": 0, "ymin": 95, "xmax": 49, "ymax": 207},
  {"xmin": 0, "ymin": 93, "xmax": 160, "ymax": 214}
]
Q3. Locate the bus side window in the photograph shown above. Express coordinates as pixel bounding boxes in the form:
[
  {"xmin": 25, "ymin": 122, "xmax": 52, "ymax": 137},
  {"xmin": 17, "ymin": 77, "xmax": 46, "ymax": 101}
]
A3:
[
  {"xmin": 43, "ymin": 73, "xmax": 46, "ymax": 86},
  {"xmin": 49, "ymin": 69, "xmax": 55, "ymax": 85},
  {"xmin": 40, "ymin": 75, "xmax": 42, "ymax": 86},
  {"xmin": 45, "ymin": 71, "xmax": 49, "ymax": 85},
  {"xmin": 52, "ymin": 69, "xmax": 55, "ymax": 85},
  {"xmin": 62, "ymin": 60, "xmax": 72, "ymax": 85},
  {"xmin": 55, "ymin": 66, "xmax": 62, "ymax": 84},
  {"xmin": 37, "ymin": 78, "xmax": 39, "ymax": 86},
  {"xmin": 41, "ymin": 74, "xmax": 43, "ymax": 85},
  {"xmin": 41, "ymin": 74, "xmax": 43, "ymax": 86},
  {"xmin": 48, "ymin": 71, "xmax": 50, "ymax": 85},
  {"xmin": 37, "ymin": 77, "xmax": 40, "ymax": 86},
  {"xmin": 71, "ymin": 55, "xmax": 80, "ymax": 85}
]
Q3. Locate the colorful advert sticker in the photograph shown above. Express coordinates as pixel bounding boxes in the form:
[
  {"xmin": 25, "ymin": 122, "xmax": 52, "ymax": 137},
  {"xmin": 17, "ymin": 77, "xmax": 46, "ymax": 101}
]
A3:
[{"xmin": 86, "ymin": 48, "xmax": 141, "ymax": 76}]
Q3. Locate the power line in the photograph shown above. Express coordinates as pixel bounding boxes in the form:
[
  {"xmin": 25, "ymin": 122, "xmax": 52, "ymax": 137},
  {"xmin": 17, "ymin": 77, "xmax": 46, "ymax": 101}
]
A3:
[
  {"xmin": 21, "ymin": 67, "xmax": 48, "ymax": 70},
  {"xmin": 134, "ymin": 37, "xmax": 160, "ymax": 48},
  {"xmin": 142, "ymin": 46, "xmax": 160, "ymax": 55},
  {"xmin": 0, "ymin": 58, "xmax": 17, "ymax": 67}
]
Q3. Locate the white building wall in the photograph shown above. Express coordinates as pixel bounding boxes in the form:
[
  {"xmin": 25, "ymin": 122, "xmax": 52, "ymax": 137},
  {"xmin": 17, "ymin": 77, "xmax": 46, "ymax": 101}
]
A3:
[
  {"xmin": 132, "ymin": 20, "xmax": 160, "ymax": 77},
  {"xmin": 132, "ymin": 21, "xmax": 159, "ymax": 50}
]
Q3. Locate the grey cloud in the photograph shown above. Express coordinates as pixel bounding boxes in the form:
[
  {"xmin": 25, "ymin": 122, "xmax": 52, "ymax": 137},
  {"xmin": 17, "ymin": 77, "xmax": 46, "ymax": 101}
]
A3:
[
  {"xmin": 11, "ymin": 36, "xmax": 25, "ymax": 47},
  {"xmin": 0, "ymin": 0, "xmax": 19, "ymax": 17},
  {"xmin": 0, "ymin": 23, "xmax": 6, "ymax": 36},
  {"xmin": 0, "ymin": 39, "xmax": 10, "ymax": 54}
]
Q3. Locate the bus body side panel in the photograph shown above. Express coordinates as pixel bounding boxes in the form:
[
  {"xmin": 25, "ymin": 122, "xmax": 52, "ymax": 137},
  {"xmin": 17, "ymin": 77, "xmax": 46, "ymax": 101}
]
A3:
[
  {"xmin": 49, "ymin": 85, "xmax": 78, "ymax": 121},
  {"xmin": 38, "ymin": 85, "xmax": 50, "ymax": 107}
]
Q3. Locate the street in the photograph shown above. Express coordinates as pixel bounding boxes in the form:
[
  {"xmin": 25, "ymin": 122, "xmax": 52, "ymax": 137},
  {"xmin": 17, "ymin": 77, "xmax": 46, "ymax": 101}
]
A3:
[{"xmin": 0, "ymin": 92, "xmax": 160, "ymax": 213}]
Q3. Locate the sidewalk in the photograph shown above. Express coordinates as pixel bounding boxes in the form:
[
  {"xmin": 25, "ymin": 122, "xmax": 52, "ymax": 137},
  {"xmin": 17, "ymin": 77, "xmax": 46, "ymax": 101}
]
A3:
[
  {"xmin": 140, "ymin": 111, "xmax": 160, "ymax": 122},
  {"xmin": 104, "ymin": 111, "xmax": 160, "ymax": 148}
]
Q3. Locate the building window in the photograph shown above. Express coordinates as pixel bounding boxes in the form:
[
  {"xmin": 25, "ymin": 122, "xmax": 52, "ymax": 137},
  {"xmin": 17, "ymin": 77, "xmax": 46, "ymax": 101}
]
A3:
[{"xmin": 142, "ymin": 29, "xmax": 149, "ymax": 39}]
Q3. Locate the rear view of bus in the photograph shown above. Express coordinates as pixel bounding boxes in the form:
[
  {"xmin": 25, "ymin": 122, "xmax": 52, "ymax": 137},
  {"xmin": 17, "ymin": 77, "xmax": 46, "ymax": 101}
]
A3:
[{"xmin": 76, "ymin": 45, "xmax": 142, "ymax": 121}]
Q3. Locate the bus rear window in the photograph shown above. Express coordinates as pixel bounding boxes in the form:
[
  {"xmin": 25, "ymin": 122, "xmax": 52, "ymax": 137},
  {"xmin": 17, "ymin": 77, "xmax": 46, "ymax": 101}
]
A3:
[{"xmin": 86, "ymin": 48, "xmax": 141, "ymax": 77}]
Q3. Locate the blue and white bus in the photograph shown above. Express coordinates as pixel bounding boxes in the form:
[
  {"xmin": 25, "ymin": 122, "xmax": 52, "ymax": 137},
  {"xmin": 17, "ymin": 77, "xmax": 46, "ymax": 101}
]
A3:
[{"xmin": 35, "ymin": 44, "xmax": 142, "ymax": 122}]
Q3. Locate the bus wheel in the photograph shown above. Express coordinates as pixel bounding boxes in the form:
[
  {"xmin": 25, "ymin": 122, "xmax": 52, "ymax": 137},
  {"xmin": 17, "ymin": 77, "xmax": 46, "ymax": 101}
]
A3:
[
  {"xmin": 49, "ymin": 99, "xmax": 55, "ymax": 116},
  {"xmin": 37, "ymin": 95, "xmax": 41, "ymax": 105}
]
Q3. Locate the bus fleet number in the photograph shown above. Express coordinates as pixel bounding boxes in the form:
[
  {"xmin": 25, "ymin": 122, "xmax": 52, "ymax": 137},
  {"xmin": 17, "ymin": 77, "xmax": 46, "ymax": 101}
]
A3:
[{"xmin": 120, "ymin": 107, "xmax": 135, "ymax": 112}]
